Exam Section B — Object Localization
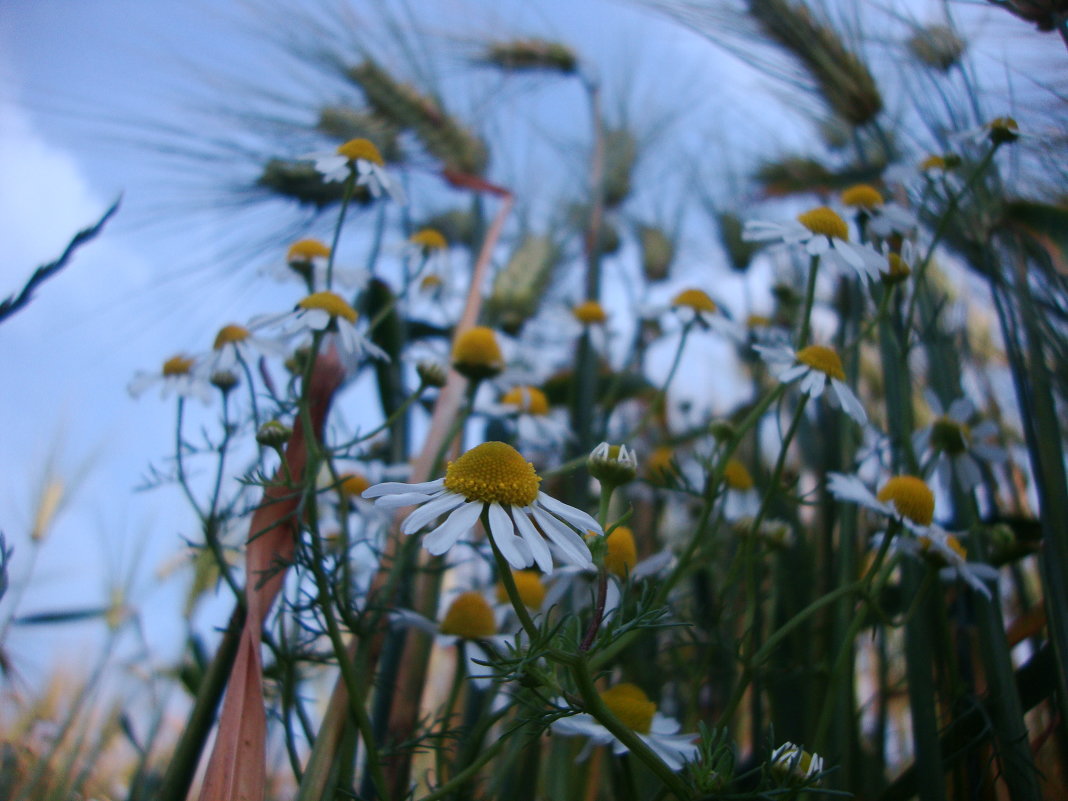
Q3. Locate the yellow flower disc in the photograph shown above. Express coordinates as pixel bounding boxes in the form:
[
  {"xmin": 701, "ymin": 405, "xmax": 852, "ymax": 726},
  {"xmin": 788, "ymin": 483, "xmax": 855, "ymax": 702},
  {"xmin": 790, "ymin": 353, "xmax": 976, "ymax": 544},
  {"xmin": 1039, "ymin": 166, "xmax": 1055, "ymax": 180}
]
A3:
[
  {"xmin": 420, "ymin": 274, "xmax": 444, "ymax": 291},
  {"xmin": 724, "ymin": 459, "xmax": 754, "ymax": 491},
  {"xmin": 931, "ymin": 417, "xmax": 970, "ymax": 455},
  {"xmin": 672, "ymin": 288, "xmax": 717, "ymax": 314},
  {"xmin": 338, "ymin": 473, "xmax": 371, "ymax": 498},
  {"xmin": 336, "ymin": 137, "xmax": 384, "ymax": 166},
  {"xmin": 163, "ymin": 355, "xmax": 195, "ymax": 376},
  {"xmin": 410, "ymin": 228, "xmax": 448, "ymax": 251},
  {"xmin": 647, "ymin": 446, "xmax": 675, "ymax": 484},
  {"xmin": 501, "ymin": 386, "xmax": 550, "ymax": 416},
  {"xmin": 920, "ymin": 155, "xmax": 947, "ymax": 171},
  {"xmin": 797, "ymin": 206, "xmax": 849, "ymax": 241},
  {"xmin": 572, "ymin": 300, "xmax": 607, "ymax": 325},
  {"xmin": 877, "ymin": 475, "xmax": 934, "ymax": 527},
  {"xmin": 599, "ymin": 683, "xmax": 655, "ymax": 733},
  {"xmin": 495, "ymin": 569, "xmax": 546, "ymax": 609},
  {"xmin": 796, "ymin": 345, "xmax": 846, "ymax": 381},
  {"xmin": 444, "ymin": 441, "xmax": 542, "ymax": 507},
  {"xmin": 298, "ymin": 292, "xmax": 358, "ymax": 324},
  {"xmin": 604, "ymin": 526, "xmax": 638, "ymax": 578},
  {"xmin": 747, "ymin": 314, "xmax": 772, "ymax": 329},
  {"xmin": 440, "ymin": 591, "xmax": 497, "ymax": 639},
  {"xmin": 287, "ymin": 238, "xmax": 331, "ymax": 262},
  {"xmin": 452, "ymin": 326, "xmax": 504, "ymax": 373},
  {"xmin": 840, "ymin": 184, "xmax": 885, "ymax": 209},
  {"xmin": 213, "ymin": 324, "xmax": 251, "ymax": 350},
  {"xmin": 883, "ymin": 253, "xmax": 911, "ymax": 283}
]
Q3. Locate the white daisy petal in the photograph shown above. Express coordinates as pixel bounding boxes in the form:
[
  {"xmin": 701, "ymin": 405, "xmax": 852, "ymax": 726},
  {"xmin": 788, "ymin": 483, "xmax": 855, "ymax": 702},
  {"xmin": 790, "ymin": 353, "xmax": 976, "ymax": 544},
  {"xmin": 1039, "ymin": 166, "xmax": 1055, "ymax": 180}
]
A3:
[
  {"xmin": 487, "ymin": 503, "xmax": 533, "ymax": 569},
  {"xmin": 532, "ymin": 507, "xmax": 595, "ymax": 569},
  {"xmin": 363, "ymin": 479, "xmax": 444, "ymax": 498},
  {"xmin": 423, "ymin": 501, "xmax": 483, "ymax": 554},
  {"xmin": 513, "ymin": 509, "xmax": 554, "ymax": 574},
  {"xmin": 401, "ymin": 492, "xmax": 467, "ymax": 534},
  {"xmin": 831, "ymin": 379, "xmax": 867, "ymax": 425},
  {"xmin": 535, "ymin": 492, "xmax": 603, "ymax": 536}
]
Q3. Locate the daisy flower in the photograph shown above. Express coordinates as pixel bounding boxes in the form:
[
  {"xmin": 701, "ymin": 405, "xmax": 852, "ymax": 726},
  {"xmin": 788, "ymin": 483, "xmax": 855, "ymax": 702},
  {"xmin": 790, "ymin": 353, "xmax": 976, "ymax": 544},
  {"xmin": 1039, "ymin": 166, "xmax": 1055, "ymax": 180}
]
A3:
[
  {"xmin": 587, "ymin": 442, "xmax": 639, "ymax": 489},
  {"xmin": 362, "ymin": 441, "xmax": 599, "ymax": 573},
  {"xmin": 266, "ymin": 238, "xmax": 368, "ymax": 292},
  {"xmin": 722, "ymin": 458, "xmax": 760, "ymax": 520},
  {"xmin": 451, "ymin": 326, "xmax": 506, "ymax": 382},
  {"xmin": 912, "ymin": 393, "xmax": 1004, "ymax": 491},
  {"xmin": 827, "ymin": 472, "xmax": 935, "ymax": 532},
  {"xmin": 392, "ymin": 590, "xmax": 513, "ymax": 687},
  {"xmin": 754, "ymin": 343, "xmax": 867, "ymax": 425},
  {"xmin": 309, "ymin": 137, "xmax": 406, "ymax": 204},
  {"xmin": 250, "ymin": 291, "xmax": 387, "ymax": 372},
  {"xmin": 572, "ymin": 300, "xmax": 608, "ymax": 327},
  {"xmin": 551, "ymin": 683, "xmax": 699, "ymax": 770},
  {"xmin": 489, "ymin": 385, "xmax": 571, "ymax": 448},
  {"xmin": 916, "ymin": 529, "xmax": 998, "ymax": 599},
  {"xmin": 204, "ymin": 323, "xmax": 284, "ymax": 374},
  {"xmin": 128, "ymin": 354, "xmax": 212, "ymax": 403},
  {"xmin": 839, "ymin": 183, "xmax": 917, "ymax": 238},
  {"xmin": 743, "ymin": 206, "xmax": 884, "ymax": 281},
  {"xmin": 771, "ymin": 742, "xmax": 824, "ymax": 784}
]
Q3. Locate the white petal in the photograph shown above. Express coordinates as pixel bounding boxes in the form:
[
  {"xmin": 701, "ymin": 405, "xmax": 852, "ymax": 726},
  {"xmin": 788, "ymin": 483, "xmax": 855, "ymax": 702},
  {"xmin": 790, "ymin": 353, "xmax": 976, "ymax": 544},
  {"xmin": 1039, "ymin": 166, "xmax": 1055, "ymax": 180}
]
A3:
[
  {"xmin": 832, "ymin": 379, "xmax": 868, "ymax": 425},
  {"xmin": 401, "ymin": 492, "xmax": 466, "ymax": 534},
  {"xmin": 514, "ymin": 510, "xmax": 554, "ymax": 574},
  {"xmin": 535, "ymin": 492, "xmax": 603, "ymax": 535},
  {"xmin": 531, "ymin": 507, "xmax": 594, "ymax": 569},
  {"xmin": 363, "ymin": 479, "xmax": 444, "ymax": 498},
  {"xmin": 487, "ymin": 503, "xmax": 533, "ymax": 569},
  {"xmin": 423, "ymin": 502, "xmax": 483, "ymax": 555},
  {"xmin": 948, "ymin": 397, "xmax": 974, "ymax": 422}
]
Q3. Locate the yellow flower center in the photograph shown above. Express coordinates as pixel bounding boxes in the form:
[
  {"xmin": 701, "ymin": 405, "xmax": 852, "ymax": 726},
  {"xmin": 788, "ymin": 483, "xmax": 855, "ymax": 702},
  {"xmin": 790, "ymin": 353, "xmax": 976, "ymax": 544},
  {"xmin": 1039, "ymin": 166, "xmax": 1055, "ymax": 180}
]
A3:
[
  {"xmin": 572, "ymin": 300, "xmax": 607, "ymax": 325},
  {"xmin": 444, "ymin": 442, "xmax": 542, "ymax": 507},
  {"xmin": 599, "ymin": 683, "xmax": 655, "ymax": 734},
  {"xmin": 410, "ymin": 228, "xmax": 448, "ymax": 251},
  {"xmin": 163, "ymin": 355, "xmax": 195, "ymax": 376},
  {"xmin": 452, "ymin": 326, "xmax": 504, "ymax": 370},
  {"xmin": 495, "ymin": 569, "xmax": 546, "ymax": 609},
  {"xmin": 440, "ymin": 591, "xmax": 497, "ymax": 639},
  {"xmin": 213, "ymin": 324, "xmax": 251, "ymax": 350},
  {"xmin": 840, "ymin": 184, "xmax": 884, "ymax": 209},
  {"xmin": 747, "ymin": 314, "xmax": 772, "ymax": 328},
  {"xmin": 672, "ymin": 288, "xmax": 717, "ymax": 314},
  {"xmin": 724, "ymin": 459, "xmax": 754, "ymax": 491},
  {"xmin": 795, "ymin": 345, "xmax": 846, "ymax": 381},
  {"xmin": 647, "ymin": 446, "xmax": 675, "ymax": 483},
  {"xmin": 987, "ymin": 116, "xmax": 1019, "ymax": 143},
  {"xmin": 420, "ymin": 274, "xmax": 444, "ymax": 291},
  {"xmin": 336, "ymin": 137, "xmax": 384, "ymax": 166},
  {"xmin": 877, "ymin": 475, "xmax": 934, "ymax": 526},
  {"xmin": 883, "ymin": 252, "xmax": 911, "ymax": 283},
  {"xmin": 931, "ymin": 417, "xmax": 970, "ymax": 455},
  {"xmin": 297, "ymin": 291, "xmax": 358, "ymax": 324},
  {"xmin": 500, "ymin": 386, "xmax": 550, "ymax": 416},
  {"xmin": 918, "ymin": 534, "xmax": 967, "ymax": 565},
  {"xmin": 287, "ymin": 238, "xmax": 331, "ymax": 262},
  {"xmin": 797, "ymin": 207, "xmax": 849, "ymax": 241},
  {"xmin": 338, "ymin": 472, "xmax": 371, "ymax": 498},
  {"xmin": 604, "ymin": 526, "xmax": 638, "ymax": 578}
]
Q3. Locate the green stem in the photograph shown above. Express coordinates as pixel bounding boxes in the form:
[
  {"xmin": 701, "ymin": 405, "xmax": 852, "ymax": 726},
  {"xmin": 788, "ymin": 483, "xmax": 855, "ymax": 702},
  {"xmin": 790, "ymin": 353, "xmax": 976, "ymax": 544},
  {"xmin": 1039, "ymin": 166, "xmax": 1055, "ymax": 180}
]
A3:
[{"xmin": 797, "ymin": 254, "xmax": 820, "ymax": 349}]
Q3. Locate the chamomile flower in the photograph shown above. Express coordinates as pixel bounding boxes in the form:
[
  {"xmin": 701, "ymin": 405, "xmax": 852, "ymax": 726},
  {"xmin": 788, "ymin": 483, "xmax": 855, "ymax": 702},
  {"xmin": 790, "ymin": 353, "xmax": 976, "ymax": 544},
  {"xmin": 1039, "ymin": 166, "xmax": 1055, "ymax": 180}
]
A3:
[
  {"xmin": 489, "ymin": 385, "xmax": 571, "ymax": 448},
  {"xmin": 128, "ymin": 354, "xmax": 212, "ymax": 403},
  {"xmin": 310, "ymin": 137, "xmax": 406, "ymax": 204},
  {"xmin": 827, "ymin": 472, "xmax": 935, "ymax": 532},
  {"xmin": 755, "ymin": 343, "xmax": 867, "ymax": 425},
  {"xmin": 572, "ymin": 300, "xmax": 608, "ymax": 327},
  {"xmin": 362, "ymin": 441, "xmax": 599, "ymax": 573},
  {"xmin": 743, "ymin": 206, "xmax": 884, "ymax": 281},
  {"xmin": 551, "ymin": 683, "xmax": 699, "ymax": 770},
  {"xmin": 839, "ymin": 183, "xmax": 917, "ymax": 238},
  {"xmin": 588, "ymin": 442, "xmax": 639, "ymax": 489},
  {"xmin": 722, "ymin": 458, "xmax": 760, "ymax": 520},
  {"xmin": 250, "ymin": 291, "xmax": 387, "ymax": 371},
  {"xmin": 916, "ymin": 529, "xmax": 998, "ymax": 599},
  {"xmin": 392, "ymin": 590, "xmax": 513, "ymax": 687},
  {"xmin": 771, "ymin": 742, "xmax": 824, "ymax": 784},
  {"xmin": 204, "ymin": 323, "xmax": 284, "ymax": 373},
  {"xmin": 912, "ymin": 393, "xmax": 1004, "ymax": 491},
  {"xmin": 267, "ymin": 238, "xmax": 369, "ymax": 292}
]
